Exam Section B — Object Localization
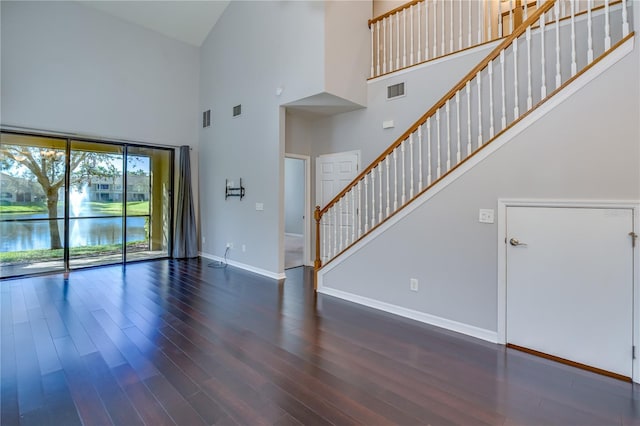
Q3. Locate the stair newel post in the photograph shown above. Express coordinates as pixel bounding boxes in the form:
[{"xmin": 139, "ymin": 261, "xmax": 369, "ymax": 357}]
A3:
[
  {"xmin": 410, "ymin": 5, "xmax": 415, "ymax": 65},
  {"xmin": 417, "ymin": 2, "xmax": 422, "ymax": 63},
  {"xmin": 357, "ymin": 181, "xmax": 362, "ymax": 238},
  {"xmin": 540, "ymin": 7, "xmax": 547, "ymax": 98},
  {"xmin": 587, "ymin": 0, "xmax": 594, "ymax": 63},
  {"xmin": 477, "ymin": 71, "xmax": 483, "ymax": 147},
  {"xmin": 468, "ymin": 0, "xmax": 472, "ymax": 47},
  {"xmin": 526, "ymin": 25, "xmax": 533, "ymax": 109},
  {"xmin": 570, "ymin": 0, "xmax": 576, "ymax": 76},
  {"xmin": 401, "ymin": 141, "xmax": 407, "ymax": 204},
  {"xmin": 445, "ymin": 99, "xmax": 452, "ymax": 171},
  {"xmin": 385, "ymin": 155, "xmax": 391, "ymax": 217},
  {"xmin": 622, "ymin": 0, "xmax": 629, "ymax": 37},
  {"xmin": 393, "ymin": 148, "xmax": 399, "ymax": 210},
  {"xmin": 426, "ymin": 117, "xmax": 433, "ymax": 185},
  {"xmin": 364, "ymin": 174, "xmax": 369, "ymax": 232},
  {"xmin": 466, "ymin": 81, "xmax": 472, "ymax": 155},
  {"xmin": 376, "ymin": 21, "xmax": 381, "ymax": 76},
  {"xmin": 314, "ymin": 207, "xmax": 322, "ymax": 274},
  {"xmin": 455, "ymin": 91, "xmax": 461, "ymax": 164},
  {"xmin": 396, "ymin": 13, "xmax": 401, "ymax": 69},
  {"xmin": 425, "ymin": 0, "xmax": 430, "ymax": 60},
  {"xmin": 500, "ymin": 50, "xmax": 507, "ymax": 130},
  {"xmin": 554, "ymin": 1, "xmax": 562, "ymax": 89},
  {"xmin": 436, "ymin": 109, "xmax": 442, "ymax": 178},
  {"xmin": 403, "ymin": 8, "xmax": 408, "ymax": 67},
  {"xmin": 409, "ymin": 133, "xmax": 415, "ymax": 199},
  {"xmin": 418, "ymin": 124, "xmax": 423, "ymax": 192},
  {"xmin": 604, "ymin": 0, "xmax": 611, "ymax": 50},
  {"xmin": 389, "ymin": 15, "xmax": 394, "ymax": 73},
  {"xmin": 378, "ymin": 165, "xmax": 383, "ymax": 223},
  {"xmin": 458, "ymin": 0, "xmax": 462, "ymax": 51},
  {"xmin": 513, "ymin": 38, "xmax": 520, "ymax": 119},
  {"xmin": 370, "ymin": 24, "xmax": 374, "ymax": 78},
  {"xmin": 489, "ymin": 60, "xmax": 495, "ymax": 138}
]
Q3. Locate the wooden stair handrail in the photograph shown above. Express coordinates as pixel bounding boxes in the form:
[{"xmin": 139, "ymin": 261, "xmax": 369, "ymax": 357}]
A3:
[
  {"xmin": 368, "ymin": 0, "xmax": 423, "ymax": 28},
  {"xmin": 319, "ymin": 0, "xmax": 555, "ymax": 218}
]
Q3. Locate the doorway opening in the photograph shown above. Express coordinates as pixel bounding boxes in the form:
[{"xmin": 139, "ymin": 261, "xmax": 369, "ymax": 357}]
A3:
[{"xmin": 284, "ymin": 155, "xmax": 310, "ymax": 270}]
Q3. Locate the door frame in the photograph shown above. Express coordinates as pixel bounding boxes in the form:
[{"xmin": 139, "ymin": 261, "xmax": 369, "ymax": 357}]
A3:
[
  {"xmin": 497, "ymin": 199, "xmax": 640, "ymax": 382},
  {"xmin": 285, "ymin": 153, "xmax": 312, "ymax": 266}
]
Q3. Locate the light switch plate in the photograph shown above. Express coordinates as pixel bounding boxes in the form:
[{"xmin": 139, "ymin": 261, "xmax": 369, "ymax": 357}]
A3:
[
  {"xmin": 478, "ymin": 209, "xmax": 494, "ymax": 224},
  {"xmin": 256, "ymin": 203, "xmax": 264, "ymax": 211}
]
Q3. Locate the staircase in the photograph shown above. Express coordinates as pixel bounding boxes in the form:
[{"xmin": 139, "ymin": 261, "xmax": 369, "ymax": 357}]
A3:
[{"xmin": 314, "ymin": 0, "xmax": 634, "ymax": 285}]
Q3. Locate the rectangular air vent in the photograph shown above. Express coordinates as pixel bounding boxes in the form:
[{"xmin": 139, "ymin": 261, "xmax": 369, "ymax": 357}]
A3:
[
  {"xmin": 233, "ymin": 104, "xmax": 242, "ymax": 117},
  {"xmin": 387, "ymin": 82, "xmax": 405, "ymax": 99},
  {"xmin": 202, "ymin": 110, "xmax": 211, "ymax": 128}
]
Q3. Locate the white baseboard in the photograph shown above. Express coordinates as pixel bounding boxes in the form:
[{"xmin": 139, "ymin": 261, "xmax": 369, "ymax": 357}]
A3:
[
  {"xmin": 200, "ymin": 252, "xmax": 286, "ymax": 280},
  {"xmin": 318, "ymin": 286, "xmax": 498, "ymax": 343}
]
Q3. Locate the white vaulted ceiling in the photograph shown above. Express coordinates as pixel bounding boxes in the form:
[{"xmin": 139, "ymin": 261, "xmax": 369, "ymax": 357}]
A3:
[{"xmin": 78, "ymin": 0, "xmax": 230, "ymax": 46}]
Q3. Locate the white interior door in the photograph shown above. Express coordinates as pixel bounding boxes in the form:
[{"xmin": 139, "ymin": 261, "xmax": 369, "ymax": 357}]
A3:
[
  {"xmin": 506, "ymin": 206, "xmax": 634, "ymax": 378},
  {"xmin": 316, "ymin": 152, "xmax": 359, "ymax": 261}
]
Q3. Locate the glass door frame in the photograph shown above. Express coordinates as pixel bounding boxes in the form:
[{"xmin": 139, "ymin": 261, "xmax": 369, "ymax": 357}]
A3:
[{"xmin": 0, "ymin": 129, "xmax": 175, "ymax": 278}]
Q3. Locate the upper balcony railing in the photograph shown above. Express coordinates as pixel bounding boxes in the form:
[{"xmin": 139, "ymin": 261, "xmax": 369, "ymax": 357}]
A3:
[{"xmin": 369, "ymin": 0, "xmax": 615, "ymax": 79}]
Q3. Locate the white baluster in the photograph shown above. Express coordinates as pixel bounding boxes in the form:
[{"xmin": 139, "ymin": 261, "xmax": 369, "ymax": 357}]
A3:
[
  {"xmin": 410, "ymin": 5, "xmax": 415, "ymax": 65},
  {"xmin": 333, "ymin": 206, "xmax": 337, "ymax": 257},
  {"xmin": 393, "ymin": 148, "xmax": 398, "ymax": 210},
  {"xmin": 540, "ymin": 13, "xmax": 547, "ymax": 99},
  {"xmin": 478, "ymin": 0, "xmax": 483, "ymax": 43},
  {"xmin": 604, "ymin": 0, "xmax": 611, "ymax": 50},
  {"xmin": 425, "ymin": 0, "xmax": 430, "ymax": 60},
  {"xmin": 433, "ymin": 0, "xmax": 438, "ymax": 58},
  {"xmin": 458, "ymin": 0, "xmax": 463, "ymax": 50},
  {"xmin": 403, "ymin": 8, "xmax": 407, "ymax": 67},
  {"xmin": 383, "ymin": 19, "xmax": 387, "ymax": 74},
  {"xmin": 339, "ymin": 198, "xmax": 343, "ymax": 251},
  {"xmin": 587, "ymin": 0, "xmax": 594, "ymax": 64},
  {"xmin": 418, "ymin": 124, "xmax": 423, "ymax": 191},
  {"xmin": 370, "ymin": 25, "xmax": 374, "ymax": 77},
  {"xmin": 513, "ymin": 38, "xmax": 519, "ymax": 119},
  {"xmin": 468, "ymin": 0, "xmax": 472, "ymax": 47},
  {"xmin": 441, "ymin": 0, "xmax": 445, "ymax": 55},
  {"xmin": 364, "ymin": 175, "xmax": 369, "ymax": 232},
  {"xmin": 489, "ymin": 60, "xmax": 495, "ymax": 138},
  {"xmin": 385, "ymin": 156, "xmax": 390, "ymax": 216},
  {"xmin": 357, "ymin": 181, "xmax": 362, "ymax": 238},
  {"xmin": 389, "ymin": 15, "xmax": 394, "ymax": 73},
  {"xmin": 426, "ymin": 118, "xmax": 432, "ymax": 185},
  {"xmin": 554, "ymin": 1, "xmax": 561, "ymax": 89},
  {"xmin": 455, "ymin": 91, "xmax": 461, "ymax": 164},
  {"xmin": 370, "ymin": 171, "xmax": 376, "ymax": 227},
  {"xmin": 401, "ymin": 141, "xmax": 407, "ymax": 204},
  {"xmin": 449, "ymin": 0, "xmax": 454, "ymax": 53},
  {"xmin": 488, "ymin": 0, "xmax": 492, "ymax": 42},
  {"xmin": 466, "ymin": 81, "xmax": 472, "ymax": 155},
  {"xmin": 417, "ymin": 2, "xmax": 422, "ymax": 63},
  {"xmin": 351, "ymin": 190, "xmax": 355, "ymax": 244},
  {"xmin": 509, "ymin": 0, "xmax": 514, "ymax": 34},
  {"xmin": 396, "ymin": 13, "xmax": 400, "ymax": 69},
  {"xmin": 322, "ymin": 214, "xmax": 327, "ymax": 261},
  {"xmin": 500, "ymin": 50, "xmax": 506, "ymax": 130},
  {"xmin": 499, "ymin": 8, "xmax": 503, "ymax": 38},
  {"xmin": 524, "ymin": 0, "xmax": 528, "ymax": 19},
  {"xmin": 570, "ymin": 0, "xmax": 576, "ymax": 77},
  {"xmin": 526, "ymin": 26, "xmax": 533, "ymax": 109},
  {"xmin": 409, "ymin": 133, "xmax": 415, "ymax": 198},
  {"xmin": 477, "ymin": 71, "xmax": 483, "ymax": 147},
  {"xmin": 561, "ymin": 0, "xmax": 566, "ymax": 18},
  {"xmin": 376, "ymin": 21, "xmax": 381, "ymax": 76},
  {"xmin": 436, "ymin": 109, "xmax": 442, "ymax": 178},
  {"xmin": 446, "ymin": 100, "xmax": 451, "ymax": 171},
  {"xmin": 378, "ymin": 165, "xmax": 383, "ymax": 223},
  {"xmin": 622, "ymin": 0, "xmax": 629, "ymax": 37}
]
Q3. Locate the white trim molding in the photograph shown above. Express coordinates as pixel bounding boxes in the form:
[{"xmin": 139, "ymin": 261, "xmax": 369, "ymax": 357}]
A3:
[
  {"xmin": 497, "ymin": 199, "xmax": 640, "ymax": 383},
  {"xmin": 200, "ymin": 252, "xmax": 286, "ymax": 280},
  {"xmin": 318, "ymin": 286, "xmax": 498, "ymax": 344}
]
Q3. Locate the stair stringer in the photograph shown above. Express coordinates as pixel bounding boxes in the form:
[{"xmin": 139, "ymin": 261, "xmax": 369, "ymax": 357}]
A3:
[{"xmin": 317, "ymin": 35, "xmax": 637, "ymax": 343}]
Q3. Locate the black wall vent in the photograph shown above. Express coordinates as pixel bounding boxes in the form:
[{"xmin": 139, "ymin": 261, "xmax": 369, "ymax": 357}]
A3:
[
  {"xmin": 202, "ymin": 110, "xmax": 211, "ymax": 128},
  {"xmin": 387, "ymin": 82, "xmax": 405, "ymax": 99},
  {"xmin": 233, "ymin": 104, "xmax": 242, "ymax": 117}
]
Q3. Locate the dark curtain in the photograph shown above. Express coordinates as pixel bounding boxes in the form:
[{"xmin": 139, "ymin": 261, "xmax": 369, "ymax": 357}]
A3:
[{"xmin": 173, "ymin": 145, "xmax": 198, "ymax": 258}]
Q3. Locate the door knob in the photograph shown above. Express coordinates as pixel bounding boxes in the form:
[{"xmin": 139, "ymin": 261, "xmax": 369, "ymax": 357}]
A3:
[{"xmin": 509, "ymin": 238, "xmax": 527, "ymax": 247}]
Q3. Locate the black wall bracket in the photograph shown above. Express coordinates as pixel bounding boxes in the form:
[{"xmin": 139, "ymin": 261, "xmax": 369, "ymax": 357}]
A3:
[{"xmin": 225, "ymin": 178, "xmax": 245, "ymax": 200}]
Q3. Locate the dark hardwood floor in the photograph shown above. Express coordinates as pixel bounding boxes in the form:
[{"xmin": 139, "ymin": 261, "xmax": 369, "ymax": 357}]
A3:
[{"xmin": 1, "ymin": 259, "xmax": 640, "ymax": 425}]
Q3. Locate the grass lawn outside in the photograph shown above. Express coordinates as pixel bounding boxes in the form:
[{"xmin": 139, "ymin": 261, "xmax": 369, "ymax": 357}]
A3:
[{"xmin": 0, "ymin": 241, "xmax": 150, "ymax": 265}]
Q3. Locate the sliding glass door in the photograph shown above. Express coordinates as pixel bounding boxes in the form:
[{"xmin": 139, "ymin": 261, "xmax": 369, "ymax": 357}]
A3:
[{"xmin": 0, "ymin": 132, "xmax": 174, "ymax": 278}]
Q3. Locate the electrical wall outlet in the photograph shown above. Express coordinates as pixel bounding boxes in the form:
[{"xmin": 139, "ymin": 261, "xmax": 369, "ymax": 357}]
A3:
[
  {"xmin": 202, "ymin": 236, "xmax": 206, "ymax": 244},
  {"xmin": 226, "ymin": 242, "xmax": 233, "ymax": 249},
  {"xmin": 242, "ymin": 244, "xmax": 246, "ymax": 252},
  {"xmin": 255, "ymin": 203, "xmax": 264, "ymax": 211},
  {"xmin": 478, "ymin": 209, "xmax": 494, "ymax": 224},
  {"xmin": 410, "ymin": 278, "xmax": 419, "ymax": 292}
]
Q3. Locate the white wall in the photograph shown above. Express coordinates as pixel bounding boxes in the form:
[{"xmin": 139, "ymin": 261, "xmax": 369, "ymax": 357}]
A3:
[
  {"xmin": 285, "ymin": 158, "xmax": 305, "ymax": 235},
  {"xmin": 320, "ymin": 45, "xmax": 640, "ymax": 332},
  {"xmin": 199, "ymin": 1, "xmax": 326, "ymax": 275},
  {"xmin": 1, "ymin": 1, "xmax": 199, "ymax": 148}
]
